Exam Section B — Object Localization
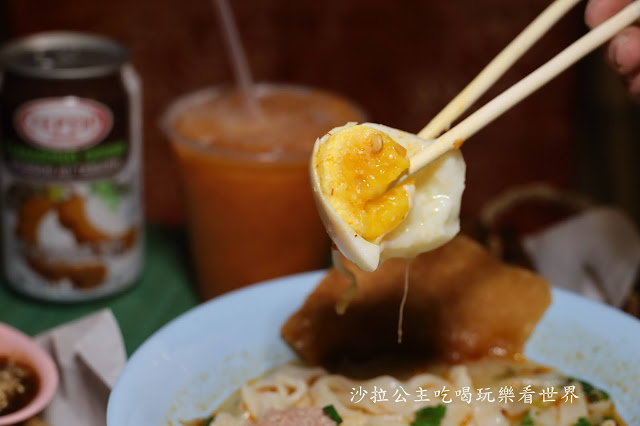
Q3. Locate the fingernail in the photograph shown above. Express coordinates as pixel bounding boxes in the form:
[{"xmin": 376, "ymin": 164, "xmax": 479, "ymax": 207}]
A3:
[{"xmin": 610, "ymin": 34, "xmax": 630, "ymax": 72}]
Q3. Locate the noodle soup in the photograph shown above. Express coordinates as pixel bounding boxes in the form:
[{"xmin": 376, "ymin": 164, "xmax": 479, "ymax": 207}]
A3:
[
  {"xmin": 190, "ymin": 358, "xmax": 623, "ymax": 426},
  {"xmin": 105, "ymin": 270, "xmax": 640, "ymax": 426}
]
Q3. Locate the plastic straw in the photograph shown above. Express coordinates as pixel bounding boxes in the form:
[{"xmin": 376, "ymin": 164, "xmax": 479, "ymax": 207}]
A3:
[{"xmin": 213, "ymin": 0, "xmax": 261, "ymax": 117}]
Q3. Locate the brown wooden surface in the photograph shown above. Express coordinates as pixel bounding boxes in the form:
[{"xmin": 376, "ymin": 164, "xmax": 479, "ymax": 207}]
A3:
[{"xmin": 6, "ymin": 0, "xmax": 583, "ymax": 225}]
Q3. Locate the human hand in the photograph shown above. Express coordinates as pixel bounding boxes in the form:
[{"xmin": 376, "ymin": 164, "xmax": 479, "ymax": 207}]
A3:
[{"xmin": 586, "ymin": 0, "xmax": 640, "ymax": 95}]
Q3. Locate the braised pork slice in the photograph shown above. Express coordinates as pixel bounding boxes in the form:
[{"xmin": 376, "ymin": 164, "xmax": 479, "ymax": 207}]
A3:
[{"xmin": 281, "ymin": 235, "xmax": 551, "ymax": 371}]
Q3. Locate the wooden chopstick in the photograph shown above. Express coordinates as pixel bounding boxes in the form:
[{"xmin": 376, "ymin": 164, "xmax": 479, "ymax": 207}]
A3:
[
  {"xmin": 407, "ymin": 0, "xmax": 640, "ymax": 177},
  {"xmin": 418, "ymin": 0, "xmax": 582, "ymax": 141}
]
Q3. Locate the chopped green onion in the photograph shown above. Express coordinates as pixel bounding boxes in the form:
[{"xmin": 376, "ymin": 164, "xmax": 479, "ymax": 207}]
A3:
[
  {"xmin": 574, "ymin": 417, "xmax": 590, "ymax": 426},
  {"xmin": 202, "ymin": 415, "xmax": 215, "ymax": 426},
  {"xmin": 322, "ymin": 405, "xmax": 343, "ymax": 424},
  {"xmin": 567, "ymin": 377, "xmax": 610, "ymax": 402},
  {"xmin": 521, "ymin": 411, "xmax": 534, "ymax": 425},
  {"xmin": 411, "ymin": 404, "xmax": 446, "ymax": 426}
]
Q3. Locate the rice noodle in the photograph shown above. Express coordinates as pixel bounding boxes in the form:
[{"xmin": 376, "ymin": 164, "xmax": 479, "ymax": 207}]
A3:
[{"xmin": 210, "ymin": 363, "xmax": 621, "ymax": 426}]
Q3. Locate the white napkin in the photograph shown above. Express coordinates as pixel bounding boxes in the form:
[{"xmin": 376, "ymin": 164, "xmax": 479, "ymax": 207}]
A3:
[
  {"xmin": 35, "ymin": 309, "xmax": 126, "ymax": 426},
  {"xmin": 522, "ymin": 207, "xmax": 640, "ymax": 307}
]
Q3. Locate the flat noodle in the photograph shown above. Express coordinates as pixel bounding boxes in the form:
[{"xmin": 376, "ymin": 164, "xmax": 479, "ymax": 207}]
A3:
[
  {"xmin": 209, "ymin": 361, "xmax": 621, "ymax": 425},
  {"xmin": 281, "ymin": 235, "xmax": 551, "ymax": 370}
]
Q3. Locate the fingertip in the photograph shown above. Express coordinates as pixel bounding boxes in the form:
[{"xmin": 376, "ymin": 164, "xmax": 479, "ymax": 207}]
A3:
[
  {"xmin": 627, "ymin": 71, "xmax": 640, "ymax": 98},
  {"xmin": 608, "ymin": 27, "xmax": 640, "ymax": 74},
  {"xmin": 585, "ymin": 0, "xmax": 632, "ymax": 28},
  {"xmin": 585, "ymin": 0, "xmax": 603, "ymax": 28},
  {"xmin": 606, "ymin": 33, "xmax": 624, "ymax": 72}
]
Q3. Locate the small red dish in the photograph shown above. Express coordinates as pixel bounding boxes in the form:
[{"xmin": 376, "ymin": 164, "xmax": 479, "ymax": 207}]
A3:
[{"xmin": 0, "ymin": 323, "xmax": 58, "ymax": 426}]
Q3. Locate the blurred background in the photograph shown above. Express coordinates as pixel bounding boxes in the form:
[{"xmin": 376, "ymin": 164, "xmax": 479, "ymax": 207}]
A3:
[
  {"xmin": 3, "ymin": 0, "xmax": 638, "ymax": 228},
  {"xmin": 2, "ymin": 4, "xmax": 640, "ymax": 423},
  {"xmin": 0, "ymin": 1, "xmax": 639, "ymax": 395}
]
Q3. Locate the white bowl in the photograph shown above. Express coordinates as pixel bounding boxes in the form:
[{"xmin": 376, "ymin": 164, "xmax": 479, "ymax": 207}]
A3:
[{"xmin": 107, "ymin": 271, "xmax": 640, "ymax": 425}]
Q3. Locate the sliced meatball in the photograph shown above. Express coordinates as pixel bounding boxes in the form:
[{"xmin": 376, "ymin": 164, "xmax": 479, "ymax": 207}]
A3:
[{"xmin": 253, "ymin": 407, "xmax": 337, "ymax": 426}]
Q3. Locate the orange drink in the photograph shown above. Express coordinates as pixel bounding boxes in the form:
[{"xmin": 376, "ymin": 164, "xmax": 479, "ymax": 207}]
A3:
[{"xmin": 162, "ymin": 84, "xmax": 364, "ymax": 299}]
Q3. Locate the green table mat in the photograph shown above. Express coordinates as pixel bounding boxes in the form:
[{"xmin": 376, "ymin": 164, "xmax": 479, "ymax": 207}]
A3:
[{"xmin": 0, "ymin": 225, "xmax": 200, "ymax": 356}]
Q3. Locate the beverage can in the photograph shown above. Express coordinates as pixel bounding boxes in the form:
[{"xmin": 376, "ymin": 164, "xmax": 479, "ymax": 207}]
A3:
[{"xmin": 0, "ymin": 32, "xmax": 143, "ymax": 301}]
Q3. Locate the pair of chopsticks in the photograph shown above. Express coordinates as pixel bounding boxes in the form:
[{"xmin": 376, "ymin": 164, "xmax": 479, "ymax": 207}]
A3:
[{"xmin": 405, "ymin": 0, "xmax": 640, "ymax": 177}]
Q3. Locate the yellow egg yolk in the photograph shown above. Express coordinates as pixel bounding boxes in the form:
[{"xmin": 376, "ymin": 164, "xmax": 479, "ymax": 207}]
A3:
[{"xmin": 315, "ymin": 125, "xmax": 412, "ymax": 242}]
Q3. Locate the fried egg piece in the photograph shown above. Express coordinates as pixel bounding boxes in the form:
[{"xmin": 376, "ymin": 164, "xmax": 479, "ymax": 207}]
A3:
[{"xmin": 311, "ymin": 122, "xmax": 466, "ymax": 272}]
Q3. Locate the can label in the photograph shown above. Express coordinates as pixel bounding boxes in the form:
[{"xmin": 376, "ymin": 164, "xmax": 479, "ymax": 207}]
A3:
[
  {"xmin": 6, "ymin": 97, "xmax": 128, "ymax": 181},
  {"xmin": 15, "ymin": 98, "xmax": 113, "ymax": 151},
  {"xmin": 1, "ymin": 78, "xmax": 142, "ymax": 301}
]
